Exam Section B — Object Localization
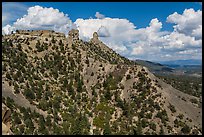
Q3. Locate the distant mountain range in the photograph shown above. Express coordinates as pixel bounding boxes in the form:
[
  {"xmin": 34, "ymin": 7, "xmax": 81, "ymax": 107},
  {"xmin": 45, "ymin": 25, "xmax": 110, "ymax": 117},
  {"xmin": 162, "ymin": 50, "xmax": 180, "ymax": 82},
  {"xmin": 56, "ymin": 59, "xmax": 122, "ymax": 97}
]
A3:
[
  {"xmin": 135, "ymin": 59, "xmax": 202, "ymax": 77},
  {"xmin": 135, "ymin": 59, "xmax": 174, "ymax": 74},
  {"xmin": 158, "ymin": 59, "xmax": 202, "ymax": 66}
]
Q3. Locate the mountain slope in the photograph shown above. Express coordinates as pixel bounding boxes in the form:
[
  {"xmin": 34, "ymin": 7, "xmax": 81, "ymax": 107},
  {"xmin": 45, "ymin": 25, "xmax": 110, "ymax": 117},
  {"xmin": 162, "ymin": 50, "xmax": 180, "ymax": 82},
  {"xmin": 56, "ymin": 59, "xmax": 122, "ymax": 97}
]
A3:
[
  {"xmin": 159, "ymin": 59, "xmax": 202, "ymax": 66},
  {"xmin": 2, "ymin": 29, "xmax": 202, "ymax": 135},
  {"xmin": 135, "ymin": 59, "xmax": 174, "ymax": 74}
]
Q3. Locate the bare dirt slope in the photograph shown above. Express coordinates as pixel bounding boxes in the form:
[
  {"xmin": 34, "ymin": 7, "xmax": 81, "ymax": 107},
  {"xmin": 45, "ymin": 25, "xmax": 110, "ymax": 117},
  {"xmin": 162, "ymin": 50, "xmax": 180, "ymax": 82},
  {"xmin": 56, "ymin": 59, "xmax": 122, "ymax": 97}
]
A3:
[
  {"xmin": 145, "ymin": 67, "xmax": 202, "ymax": 128},
  {"xmin": 2, "ymin": 79, "xmax": 47, "ymax": 118}
]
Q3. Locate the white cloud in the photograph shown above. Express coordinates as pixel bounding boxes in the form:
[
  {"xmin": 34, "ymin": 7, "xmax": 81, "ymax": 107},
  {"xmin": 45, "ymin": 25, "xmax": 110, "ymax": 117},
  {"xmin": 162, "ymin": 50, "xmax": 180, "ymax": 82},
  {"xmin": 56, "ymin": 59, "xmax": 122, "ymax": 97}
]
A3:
[
  {"xmin": 74, "ymin": 17, "xmax": 136, "ymax": 53},
  {"xmin": 74, "ymin": 10, "xmax": 202, "ymax": 61},
  {"xmin": 95, "ymin": 12, "xmax": 105, "ymax": 19},
  {"xmin": 131, "ymin": 46, "xmax": 144, "ymax": 55},
  {"xmin": 2, "ymin": 25, "xmax": 16, "ymax": 35},
  {"xmin": 149, "ymin": 18, "xmax": 162, "ymax": 32},
  {"xmin": 97, "ymin": 26, "xmax": 110, "ymax": 37},
  {"xmin": 2, "ymin": 5, "xmax": 73, "ymax": 35},
  {"xmin": 167, "ymin": 8, "xmax": 202, "ymax": 39},
  {"xmin": 192, "ymin": 25, "xmax": 202, "ymax": 39},
  {"xmin": 2, "ymin": 6, "xmax": 202, "ymax": 62},
  {"xmin": 128, "ymin": 9, "xmax": 202, "ymax": 61}
]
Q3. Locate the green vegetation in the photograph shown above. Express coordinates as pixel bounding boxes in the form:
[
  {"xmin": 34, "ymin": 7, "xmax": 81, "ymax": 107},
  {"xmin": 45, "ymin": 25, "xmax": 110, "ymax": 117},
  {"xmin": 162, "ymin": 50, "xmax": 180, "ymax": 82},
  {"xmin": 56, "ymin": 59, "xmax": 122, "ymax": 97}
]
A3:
[
  {"xmin": 156, "ymin": 74, "xmax": 202, "ymax": 97},
  {"xmin": 190, "ymin": 98, "xmax": 198, "ymax": 104},
  {"xmin": 2, "ymin": 31, "xmax": 199, "ymax": 135},
  {"xmin": 168, "ymin": 103, "xmax": 176, "ymax": 113},
  {"xmin": 103, "ymin": 74, "xmax": 117, "ymax": 90},
  {"xmin": 181, "ymin": 124, "xmax": 191, "ymax": 134},
  {"xmin": 126, "ymin": 74, "xmax": 131, "ymax": 80}
]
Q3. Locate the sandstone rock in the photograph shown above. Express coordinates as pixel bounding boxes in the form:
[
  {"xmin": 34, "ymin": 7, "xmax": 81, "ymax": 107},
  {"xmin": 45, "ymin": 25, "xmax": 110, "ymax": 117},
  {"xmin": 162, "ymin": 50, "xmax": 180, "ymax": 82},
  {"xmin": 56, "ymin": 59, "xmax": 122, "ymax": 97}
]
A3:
[
  {"xmin": 90, "ymin": 32, "xmax": 99, "ymax": 44},
  {"xmin": 68, "ymin": 29, "xmax": 79, "ymax": 47},
  {"xmin": 2, "ymin": 103, "xmax": 12, "ymax": 135},
  {"xmin": 2, "ymin": 103, "xmax": 11, "ymax": 123},
  {"xmin": 90, "ymin": 32, "xmax": 111, "ymax": 51},
  {"xmin": 2, "ymin": 122, "xmax": 10, "ymax": 135},
  {"xmin": 93, "ymin": 32, "xmax": 99, "ymax": 40}
]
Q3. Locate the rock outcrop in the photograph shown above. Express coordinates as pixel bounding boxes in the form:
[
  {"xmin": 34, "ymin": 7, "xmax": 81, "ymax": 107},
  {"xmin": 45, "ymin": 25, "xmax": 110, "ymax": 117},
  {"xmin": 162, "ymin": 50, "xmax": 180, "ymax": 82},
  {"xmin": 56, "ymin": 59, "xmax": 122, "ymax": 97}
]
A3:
[
  {"xmin": 90, "ymin": 31, "xmax": 111, "ymax": 52},
  {"xmin": 68, "ymin": 29, "xmax": 79, "ymax": 47},
  {"xmin": 2, "ymin": 103, "xmax": 12, "ymax": 135},
  {"xmin": 15, "ymin": 30, "xmax": 65, "ymax": 37},
  {"xmin": 90, "ymin": 32, "xmax": 100, "ymax": 44}
]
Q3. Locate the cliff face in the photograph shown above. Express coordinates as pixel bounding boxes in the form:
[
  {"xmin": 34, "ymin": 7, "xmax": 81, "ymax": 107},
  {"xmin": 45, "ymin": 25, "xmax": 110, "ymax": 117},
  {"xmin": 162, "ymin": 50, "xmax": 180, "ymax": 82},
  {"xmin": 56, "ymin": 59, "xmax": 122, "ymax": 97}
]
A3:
[{"xmin": 2, "ymin": 29, "xmax": 202, "ymax": 135}]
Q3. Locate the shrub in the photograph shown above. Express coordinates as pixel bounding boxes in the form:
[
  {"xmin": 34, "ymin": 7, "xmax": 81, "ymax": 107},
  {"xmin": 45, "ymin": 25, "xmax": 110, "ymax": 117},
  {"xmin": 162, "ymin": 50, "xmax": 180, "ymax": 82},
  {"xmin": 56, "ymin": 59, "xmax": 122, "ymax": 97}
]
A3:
[
  {"xmin": 168, "ymin": 103, "xmax": 176, "ymax": 113},
  {"xmin": 14, "ymin": 114, "xmax": 21, "ymax": 124},
  {"xmin": 141, "ymin": 68, "xmax": 145, "ymax": 72},
  {"xmin": 103, "ymin": 122, "xmax": 111, "ymax": 135},
  {"xmin": 104, "ymin": 90, "xmax": 111, "ymax": 100},
  {"xmin": 174, "ymin": 119, "xmax": 179, "ymax": 127},
  {"xmin": 85, "ymin": 58, "xmax": 89, "ymax": 65},
  {"xmin": 126, "ymin": 74, "xmax": 131, "ymax": 80},
  {"xmin": 6, "ymin": 73, "xmax": 11, "ymax": 80},
  {"xmin": 177, "ymin": 114, "xmax": 184, "ymax": 119},
  {"xmin": 51, "ymin": 36, "xmax": 55, "ymax": 43},
  {"xmin": 190, "ymin": 98, "xmax": 198, "ymax": 104},
  {"xmin": 24, "ymin": 89, "xmax": 35, "ymax": 100},
  {"xmin": 150, "ymin": 122, "xmax": 156, "ymax": 131},
  {"xmin": 146, "ymin": 113, "xmax": 152, "ymax": 119},
  {"xmin": 141, "ymin": 119, "xmax": 148, "ymax": 128},
  {"xmin": 182, "ymin": 97, "xmax": 186, "ymax": 101},
  {"xmin": 133, "ymin": 82, "xmax": 138, "ymax": 89},
  {"xmin": 181, "ymin": 124, "xmax": 191, "ymax": 134}
]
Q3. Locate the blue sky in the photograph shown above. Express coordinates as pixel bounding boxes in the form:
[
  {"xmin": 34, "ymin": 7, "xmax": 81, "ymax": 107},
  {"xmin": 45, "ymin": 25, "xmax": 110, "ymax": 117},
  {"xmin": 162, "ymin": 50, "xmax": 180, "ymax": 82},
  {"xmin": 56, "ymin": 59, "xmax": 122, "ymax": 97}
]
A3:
[
  {"xmin": 5, "ymin": 2, "xmax": 202, "ymax": 30},
  {"xmin": 2, "ymin": 2, "xmax": 202, "ymax": 62},
  {"xmin": 44, "ymin": 2, "xmax": 199, "ymax": 30}
]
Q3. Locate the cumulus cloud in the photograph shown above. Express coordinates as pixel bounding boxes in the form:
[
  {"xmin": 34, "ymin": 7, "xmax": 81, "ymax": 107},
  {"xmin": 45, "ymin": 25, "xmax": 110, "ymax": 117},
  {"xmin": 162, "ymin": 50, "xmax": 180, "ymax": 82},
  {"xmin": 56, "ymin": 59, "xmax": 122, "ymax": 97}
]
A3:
[
  {"xmin": 2, "ymin": 5, "xmax": 202, "ymax": 62},
  {"xmin": 128, "ymin": 9, "xmax": 202, "ymax": 61},
  {"xmin": 95, "ymin": 12, "xmax": 105, "ymax": 19},
  {"xmin": 2, "ymin": 25, "xmax": 16, "ymax": 35},
  {"xmin": 97, "ymin": 26, "xmax": 110, "ymax": 37},
  {"xmin": 131, "ymin": 46, "xmax": 144, "ymax": 55},
  {"xmin": 74, "ymin": 9, "xmax": 202, "ymax": 61},
  {"xmin": 2, "ymin": 5, "xmax": 73, "ymax": 35},
  {"xmin": 167, "ymin": 8, "xmax": 202, "ymax": 39},
  {"xmin": 74, "ymin": 17, "xmax": 136, "ymax": 53},
  {"xmin": 192, "ymin": 25, "xmax": 202, "ymax": 39},
  {"xmin": 74, "ymin": 17, "xmax": 166, "ymax": 60}
]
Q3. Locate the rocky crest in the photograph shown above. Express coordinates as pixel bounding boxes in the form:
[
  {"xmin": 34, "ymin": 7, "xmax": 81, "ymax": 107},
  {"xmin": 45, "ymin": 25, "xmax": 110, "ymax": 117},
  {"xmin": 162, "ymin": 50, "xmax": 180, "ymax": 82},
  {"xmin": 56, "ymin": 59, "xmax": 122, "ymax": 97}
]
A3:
[
  {"xmin": 91, "ymin": 32, "xmax": 99, "ymax": 41},
  {"xmin": 68, "ymin": 29, "xmax": 79, "ymax": 46}
]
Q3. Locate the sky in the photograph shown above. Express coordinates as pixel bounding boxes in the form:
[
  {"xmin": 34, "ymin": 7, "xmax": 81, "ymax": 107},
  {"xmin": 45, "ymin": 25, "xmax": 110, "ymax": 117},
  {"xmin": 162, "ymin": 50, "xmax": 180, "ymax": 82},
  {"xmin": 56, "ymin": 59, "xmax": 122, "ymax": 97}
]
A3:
[{"xmin": 2, "ymin": 2, "xmax": 202, "ymax": 62}]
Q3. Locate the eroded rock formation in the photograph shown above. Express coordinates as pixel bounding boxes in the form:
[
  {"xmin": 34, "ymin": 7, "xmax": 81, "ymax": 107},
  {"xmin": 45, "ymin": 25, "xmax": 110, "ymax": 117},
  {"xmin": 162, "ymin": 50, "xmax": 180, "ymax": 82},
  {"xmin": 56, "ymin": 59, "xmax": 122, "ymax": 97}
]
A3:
[
  {"xmin": 68, "ymin": 29, "xmax": 79, "ymax": 47},
  {"xmin": 2, "ymin": 103, "xmax": 12, "ymax": 135}
]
